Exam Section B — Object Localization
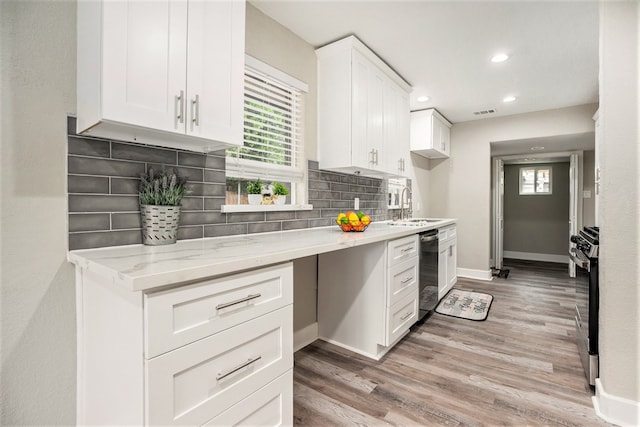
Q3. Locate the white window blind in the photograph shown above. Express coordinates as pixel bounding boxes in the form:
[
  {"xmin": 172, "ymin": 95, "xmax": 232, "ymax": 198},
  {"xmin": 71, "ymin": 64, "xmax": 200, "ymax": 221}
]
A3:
[{"xmin": 226, "ymin": 62, "xmax": 305, "ymax": 183}]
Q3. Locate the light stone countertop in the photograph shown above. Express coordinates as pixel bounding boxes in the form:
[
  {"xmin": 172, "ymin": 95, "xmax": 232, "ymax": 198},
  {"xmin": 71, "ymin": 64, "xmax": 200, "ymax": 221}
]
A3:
[{"xmin": 68, "ymin": 219, "xmax": 456, "ymax": 292}]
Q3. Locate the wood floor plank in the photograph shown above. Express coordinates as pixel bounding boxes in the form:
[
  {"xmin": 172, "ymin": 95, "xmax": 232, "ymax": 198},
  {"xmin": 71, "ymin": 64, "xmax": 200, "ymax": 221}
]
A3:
[{"xmin": 294, "ymin": 259, "xmax": 611, "ymax": 426}]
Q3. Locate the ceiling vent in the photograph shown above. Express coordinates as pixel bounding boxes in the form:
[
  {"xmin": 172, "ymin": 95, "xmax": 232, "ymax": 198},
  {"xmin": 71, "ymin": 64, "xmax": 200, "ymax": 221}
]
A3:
[{"xmin": 473, "ymin": 109, "xmax": 496, "ymax": 116}]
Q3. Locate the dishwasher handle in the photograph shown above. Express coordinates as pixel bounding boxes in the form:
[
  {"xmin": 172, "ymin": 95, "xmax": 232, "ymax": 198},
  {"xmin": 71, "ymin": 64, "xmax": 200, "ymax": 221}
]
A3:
[{"xmin": 420, "ymin": 234, "xmax": 438, "ymax": 243}]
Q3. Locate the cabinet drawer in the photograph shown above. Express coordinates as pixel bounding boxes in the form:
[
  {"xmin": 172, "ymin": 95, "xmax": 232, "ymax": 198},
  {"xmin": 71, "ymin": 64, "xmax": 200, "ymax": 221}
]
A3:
[
  {"xmin": 204, "ymin": 370, "xmax": 292, "ymax": 426},
  {"xmin": 438, "ymin": 225, "xmax": 456, "ymax": 242},
  {"xmin": 145, "ymin": 263, "xmax": 293, "ymax": 358},
  {"xmin": 388, "ymin": 257, "xmax": 419, "ymax": 306},
  {"xmin": 146, "ymin": 306, "xmax": 293, "ymax": 426},
  {"xmin": 385, "ymin": 291, "xmax": 418, "ymax": 346},
  {"xmin": 387, "ymin": 235, "xmax": 418, "ymax": 266}
]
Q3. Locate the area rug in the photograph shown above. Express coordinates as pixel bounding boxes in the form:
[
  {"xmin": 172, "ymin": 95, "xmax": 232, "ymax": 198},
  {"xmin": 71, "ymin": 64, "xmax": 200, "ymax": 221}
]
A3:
[{"xmin": 435, "ymin": 289, "xmax": 493, "ymax": 321}]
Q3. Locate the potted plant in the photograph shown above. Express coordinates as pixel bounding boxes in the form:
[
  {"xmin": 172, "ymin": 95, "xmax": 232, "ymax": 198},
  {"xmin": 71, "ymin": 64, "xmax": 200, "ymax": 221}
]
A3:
[
  {"xmin": 246, "ymin": 179, "xmax": 263, "ymax": 205},
  {"xmin": 272, "ymin": 182, "xmax": 289, "ymax": 205},
  {"xmin": 139, "ymin": 168, "xmax": 188, "ymax": 245}
]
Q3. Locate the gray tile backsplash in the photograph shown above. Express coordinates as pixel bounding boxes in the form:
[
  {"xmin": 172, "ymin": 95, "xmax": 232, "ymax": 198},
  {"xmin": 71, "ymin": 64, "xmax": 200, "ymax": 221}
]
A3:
[{"xmin": 67, "ymin": 117, "xmax": 404, "ymax": 250}]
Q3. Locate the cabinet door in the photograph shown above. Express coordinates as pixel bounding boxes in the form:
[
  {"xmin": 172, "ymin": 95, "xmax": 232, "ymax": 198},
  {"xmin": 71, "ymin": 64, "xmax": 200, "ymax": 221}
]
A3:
[
  {"xmin": 447, "ymin": 240, "xmax": 457, "ymax": 289},
  {"xmin": 351, "ymin": 50, "xmax": 370, "ymax": 170},
  {"xmin": 438, "ymin": 117, "xmax": 451, "ymax": 157},
  {"xmin": 186, "ymin": 0, "xmax": 244, "ymax": 146},
  {"xmin": 438, "ymin": 244, "xmax": 448, "ymax": 299},
  {"xmin": 102, "ymin": 0, "xmax": 188, "ymax": 134},
  {"xmin": 384, "ymin": 82, "xmax": 410, "ymax": 176},
  {"xmin": 367, "ymin": 66, "xmax": 385, "ymax": 172}
]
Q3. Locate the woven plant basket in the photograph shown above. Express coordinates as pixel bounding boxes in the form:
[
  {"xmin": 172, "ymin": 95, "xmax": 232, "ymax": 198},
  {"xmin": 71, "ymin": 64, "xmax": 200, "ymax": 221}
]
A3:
[{"xmin": 140, "ymin": 205, "xmax": 181, "ymax": 245}]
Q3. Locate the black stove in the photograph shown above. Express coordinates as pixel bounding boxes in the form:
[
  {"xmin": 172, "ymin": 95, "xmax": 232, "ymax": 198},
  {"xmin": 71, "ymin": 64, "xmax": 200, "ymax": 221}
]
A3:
[{"xmin": 570, "ymin": 226, "xmax": 600, "ymax": 386}]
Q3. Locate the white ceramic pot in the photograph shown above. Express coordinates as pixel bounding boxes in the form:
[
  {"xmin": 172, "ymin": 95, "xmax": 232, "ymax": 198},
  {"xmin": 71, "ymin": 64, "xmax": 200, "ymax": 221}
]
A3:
[
  {"xmin": 274, "ymin": 195, "xmax": 286, "ymax": 205},
  {"xmin": 248, "ymin": 194, "xmax": 262, "ymax": 205}
]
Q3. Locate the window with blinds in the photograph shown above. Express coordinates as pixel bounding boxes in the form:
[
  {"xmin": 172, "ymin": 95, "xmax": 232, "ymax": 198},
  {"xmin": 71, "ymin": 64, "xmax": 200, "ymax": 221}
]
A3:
[{"xmin": 226, "ymin": 57, "xmax": 307, "ymax": 206}]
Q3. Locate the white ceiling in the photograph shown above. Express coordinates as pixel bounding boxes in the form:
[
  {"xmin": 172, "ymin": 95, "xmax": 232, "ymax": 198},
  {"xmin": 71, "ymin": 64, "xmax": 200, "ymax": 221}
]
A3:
[
  {"xmin": 250, "ymin": 0, "xmax": 599, "ymax": 125},
  {"xmin": 492, "ymin": 132, "xmax": 595, "ymax": 157}
]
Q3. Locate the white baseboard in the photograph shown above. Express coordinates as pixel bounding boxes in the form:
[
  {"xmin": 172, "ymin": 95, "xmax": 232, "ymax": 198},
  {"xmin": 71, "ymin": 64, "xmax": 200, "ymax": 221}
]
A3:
[
  {"xmin": 294, "ymin": 322, "xmax": 318, "ymax": 352},
  {"xmin": 457, "ymin": 268, "xmax": 493, "ymax": 281},
  {"xmin": 593, "ymin": 378, "xmax": 640, "ymax": 426},
  {"xmin": 503, "ymin": 250, "xmax": 569, "ymax": 264}
]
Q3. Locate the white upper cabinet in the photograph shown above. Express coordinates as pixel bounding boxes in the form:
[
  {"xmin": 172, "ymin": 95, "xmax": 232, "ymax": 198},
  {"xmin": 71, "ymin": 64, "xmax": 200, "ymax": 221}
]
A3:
[
  {"xmin": 385, "ymin": 84, "xmax": 411, "ymax": 176},
  {"xmin": 77, "ymin": 0, "xmax": 245, "ymax": 153},
  {"xmin": 410, "ymin": 109, "xmax": 452, "ymax": 159},
  {"xmin": 316, "ymin": 36, "xmax": 412, "ymax": 178}
]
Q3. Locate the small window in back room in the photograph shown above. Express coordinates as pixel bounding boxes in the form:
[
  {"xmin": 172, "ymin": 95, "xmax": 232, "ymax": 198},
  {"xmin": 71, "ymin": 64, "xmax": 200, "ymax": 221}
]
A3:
[{"xmin": 519, "ymin": 166, "xmax": 552, "ymax": 195}]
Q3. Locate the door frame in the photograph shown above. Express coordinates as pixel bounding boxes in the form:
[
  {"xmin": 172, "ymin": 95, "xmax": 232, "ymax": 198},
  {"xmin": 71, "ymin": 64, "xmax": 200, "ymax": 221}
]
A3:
[{"xmin": 491, "ymin": 151, "xmax": 583, "ymax": 272}]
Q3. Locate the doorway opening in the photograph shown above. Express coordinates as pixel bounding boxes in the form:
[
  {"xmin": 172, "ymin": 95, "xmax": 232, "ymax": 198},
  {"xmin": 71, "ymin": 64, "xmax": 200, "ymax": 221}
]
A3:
[{"xmin": 490, "ymin": 133, "xmax": 596, "ymax": 279}]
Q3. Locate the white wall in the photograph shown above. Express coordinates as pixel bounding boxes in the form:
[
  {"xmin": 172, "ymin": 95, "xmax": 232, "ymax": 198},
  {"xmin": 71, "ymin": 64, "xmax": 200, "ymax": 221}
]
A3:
[
  {"xmin": 595, "ymin": 1, "xmax": 640, "ymax": 422},
  {"xmin": 1, "ymin": 1, "xmax": 77, "ymax": 424},
  {"xmin": 427, "ymin": 104, "xmax": 597, "ymax": 275}
]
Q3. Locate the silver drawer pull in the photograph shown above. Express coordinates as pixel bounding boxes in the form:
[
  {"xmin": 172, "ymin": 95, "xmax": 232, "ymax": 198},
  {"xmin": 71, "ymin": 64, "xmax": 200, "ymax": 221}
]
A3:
[
  {"xmin": 400, "ymin": 312, "xmax": 413, "ymax": 320},
  {"xmin": 216, "ymin": 355, "xmax": 262, "ymax": 381},
  {"xmin": 216, "ymin": 293, "xmax": 261, "ymax": 310},
  {"xmin": 400, "ymin": 247, "xmax": 413, "ymax": 253},
  {"xmin": 401, "ymin": 277, "xmax": 413, "ymax": 284}
]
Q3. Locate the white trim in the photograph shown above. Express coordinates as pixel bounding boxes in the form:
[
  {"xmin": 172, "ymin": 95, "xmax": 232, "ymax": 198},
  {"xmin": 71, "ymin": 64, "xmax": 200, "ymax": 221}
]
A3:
[
  {"xmin": 504, "ymin": 250, "xmax": 569, "ymax": 264},
  {"xmin": 221, "ymin": 204, "xmax": 313, "ymax": 213},
  {"xmin": 245, "ymin": 55, "xmax": 309, "ymax": 93},
  {"xmin": 593, "ymin": 378, "xmax": 640, "ymax": 426},
  {"xmin": 294, "ymin": 322, "xmax": 318, "ymax": 352},
  {"xmin": 457, "ymin": 268, "xmax": 493, "ymax": 281},
  {"xmin": 225, "ymin": 157, "xmax": 305, "ymax": 183}
]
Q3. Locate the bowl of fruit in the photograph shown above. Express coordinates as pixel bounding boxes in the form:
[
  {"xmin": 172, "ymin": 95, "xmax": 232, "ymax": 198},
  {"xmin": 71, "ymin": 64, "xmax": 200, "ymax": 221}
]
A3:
[{"xmin": 336, "ymin": 211, "xmax": 371, "ymax": 232}]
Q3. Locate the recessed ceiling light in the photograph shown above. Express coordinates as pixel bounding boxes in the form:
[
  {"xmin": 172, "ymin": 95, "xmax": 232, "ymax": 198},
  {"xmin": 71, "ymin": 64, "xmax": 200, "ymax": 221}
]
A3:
[
  {"xmin": 503, "ymin": 95, "xmax": 516, "ymax": 103},
  {"xmin": 491, "ymin": 53, "xmax": 509, "ymax": 63},
  {"xmin": 417, "ymin": 96, "xmax": 430, "ymax": 103},
  {"xmin": 530, "ymin": 146, "xmax": 545, "ymax": 151}
]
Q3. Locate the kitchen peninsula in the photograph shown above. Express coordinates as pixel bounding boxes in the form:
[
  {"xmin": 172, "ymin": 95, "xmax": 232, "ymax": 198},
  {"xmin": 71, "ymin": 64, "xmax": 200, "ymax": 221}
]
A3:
[{"xmin": 68, "ymin": 219, "xmax": 455, "ymax": 425}]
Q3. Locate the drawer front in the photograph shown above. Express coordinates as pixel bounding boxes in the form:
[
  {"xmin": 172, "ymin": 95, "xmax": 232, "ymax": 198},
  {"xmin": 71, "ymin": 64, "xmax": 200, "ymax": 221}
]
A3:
[
  {"xmin": 438, "ymin": 225, "xmax": 456, "ymax": 242},
  {"xmin": 146, "ymin": 305, "xmax": 293, "ymax": 426},
  {"xmin": 388, "ymin": 257, "xmax": 419, "ymax": 306},
  {"xmin": 145, "ymin": 263, "xmax": 293, "ymax": 358},
  {"xmin": 204, "ymin": 370, "xmax": 292, "ymax": 426},
  {"xmin": 388, "ymin": 235, "xmax": 419, "ymax": 266},
  {"xmin": 385, "ymin": 291, "xmax": 418, "ymax": 346}
]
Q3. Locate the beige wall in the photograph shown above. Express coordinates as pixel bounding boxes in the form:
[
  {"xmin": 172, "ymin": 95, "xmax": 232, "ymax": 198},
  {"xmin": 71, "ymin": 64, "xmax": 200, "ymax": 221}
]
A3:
[
  {"xmin": 1, "ymin": 1, "xmax": 77, "ymax": 424},
  {"xmin": 597, "ymin": 0, "xmax": 640, "ymax": 408},
  {"xmin": 245, "ymin": 4, "xmax": 319, "ymax": 335},
  {"xmin": 428, "ymin": 104, "xmax": 598, "ymax": 274}
]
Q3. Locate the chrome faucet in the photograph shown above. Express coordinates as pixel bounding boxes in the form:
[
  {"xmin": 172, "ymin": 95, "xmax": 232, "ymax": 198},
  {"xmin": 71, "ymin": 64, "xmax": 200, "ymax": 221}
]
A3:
[{"xmin": 400, "ymin": 186, "xmax": 412, "ymax": 220}]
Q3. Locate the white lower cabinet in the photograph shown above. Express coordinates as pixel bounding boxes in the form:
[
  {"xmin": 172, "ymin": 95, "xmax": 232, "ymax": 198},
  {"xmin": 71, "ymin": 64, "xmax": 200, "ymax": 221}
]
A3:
[
  {"xmin": 318, "ymin": 235, "xmax": 419, "ymax": 359},
  {"xmin": 74, "ymin": 262, "xmax": 294, "ymax": 426},
  {"xmin": 438, "ymin": 225, "xmax": 457, "ymax": 299},
  {"xmin": 146, "ymin": 306, "xmax": 293, "ymax": 425}
]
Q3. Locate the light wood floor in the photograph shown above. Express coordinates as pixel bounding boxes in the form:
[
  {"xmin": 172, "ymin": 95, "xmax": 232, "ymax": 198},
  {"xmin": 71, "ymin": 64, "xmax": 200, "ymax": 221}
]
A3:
[{"xmin": 293, "ymin": 260, "xmax": 609, "ymax": 426}]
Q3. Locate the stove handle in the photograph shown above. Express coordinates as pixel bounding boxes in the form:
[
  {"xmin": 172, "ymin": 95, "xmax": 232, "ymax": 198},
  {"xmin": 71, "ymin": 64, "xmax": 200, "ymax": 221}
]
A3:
[{"xmin": 569, "ymin": 249, "xmax": 590, "ymax": 272}]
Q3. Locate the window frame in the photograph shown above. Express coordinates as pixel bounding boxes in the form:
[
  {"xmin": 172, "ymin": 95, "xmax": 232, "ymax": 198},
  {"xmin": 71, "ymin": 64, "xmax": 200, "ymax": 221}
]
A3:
[
  {"xmin": 519, "ymin": 166, "xmax": 553, "ymax": 195},
  {"xmin": 222, "ymin": 55, "xmax": 311, "ymax": 212}
]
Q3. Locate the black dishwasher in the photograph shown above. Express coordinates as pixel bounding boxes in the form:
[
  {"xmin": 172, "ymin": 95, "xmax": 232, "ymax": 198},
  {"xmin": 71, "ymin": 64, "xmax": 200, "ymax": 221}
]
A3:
[{"xmin": 418, "ymin": 230, "xmax": 439, "ymax": 321}]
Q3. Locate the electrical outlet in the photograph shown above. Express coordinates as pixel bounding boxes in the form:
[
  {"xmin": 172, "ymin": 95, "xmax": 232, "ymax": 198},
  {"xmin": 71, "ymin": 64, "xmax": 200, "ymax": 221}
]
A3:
[{"xmin": 354, "ymin": 197, "xmax": 359, "ymax": 210}]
